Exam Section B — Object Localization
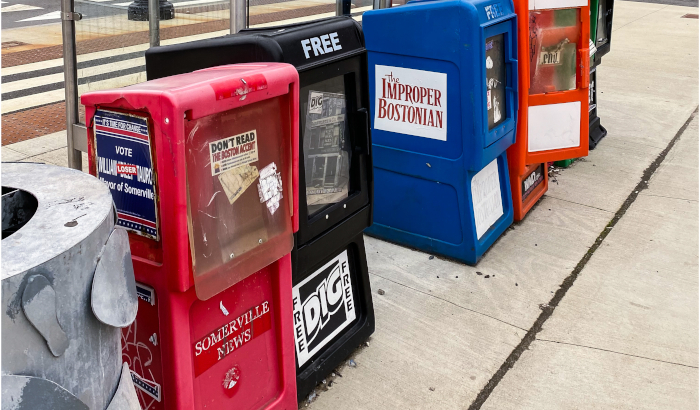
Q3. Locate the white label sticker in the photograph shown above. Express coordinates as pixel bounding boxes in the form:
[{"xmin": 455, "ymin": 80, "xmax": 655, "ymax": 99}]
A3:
[
  {"xmin": 209, "ymin": 130, "xmax": 258, "ymax": 176},
  {"xmin": 487, "ymin": 90, "xmax": 492, "ymax": 110},
  {"xmin": 257, "ymin": 162, "xmax": 283, "ymax": 215},
  {"xmin": 309, "ymin": 91, "xmax": 324, "ymax": 114},
  {"xmin": 374, "ymin": 65, "xmax": 447, "ymax": 141},
  {"xmin": 471, "ymin": 159, "xmax": 504, "ymax": 240},
  {"xmin": 527, "ymin": 102, "xmax": 581, "ymax": 152},
  {"xmin": 293, "ymin": 250, "xmax": 355, "ymax": 367},
  {"xmin": 539, "ymin": 49, "xmax": 562, "ymax": 65}
]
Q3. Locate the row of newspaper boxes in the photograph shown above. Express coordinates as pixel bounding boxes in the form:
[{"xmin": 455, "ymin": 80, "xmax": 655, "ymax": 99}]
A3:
[{"xmin": 80, "ymin": 0, "xmax": 613, "ymax": 408}]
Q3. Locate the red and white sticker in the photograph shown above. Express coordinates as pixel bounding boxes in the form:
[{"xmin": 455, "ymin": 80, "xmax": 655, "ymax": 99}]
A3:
[
  {"xmin": 117, "ymin": 163, "xmax": 138, "ymax": 175},
  {"xmin": 222, "ymin": 366, "xmax": 240, "ymax": 390},
  {"xmin": 209, "ymin": 130, "xmax": 258, "ymax": 176}
]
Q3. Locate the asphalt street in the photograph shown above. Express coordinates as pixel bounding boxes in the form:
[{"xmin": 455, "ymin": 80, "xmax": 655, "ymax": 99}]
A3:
[{"xmin": 1, "ymin": 0, "xmax": 233, "ymax": 30}]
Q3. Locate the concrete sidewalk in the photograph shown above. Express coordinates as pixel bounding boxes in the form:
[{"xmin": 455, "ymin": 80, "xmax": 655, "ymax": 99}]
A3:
[
  {"xmin": 303, "ymin": 2, "xmax": 699, "ymax": 409},
  {"xmin": 0, "ymin": 1, "xmax": 697, "ymax": 410}
]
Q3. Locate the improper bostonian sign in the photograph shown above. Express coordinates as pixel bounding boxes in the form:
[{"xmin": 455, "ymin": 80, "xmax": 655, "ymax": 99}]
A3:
[{"xmin": 374, "ymin": 65, "xmax": 447, "ymax": 141}]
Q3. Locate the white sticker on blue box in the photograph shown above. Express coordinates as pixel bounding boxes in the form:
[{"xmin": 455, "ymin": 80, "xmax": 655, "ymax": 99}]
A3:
[
  {"xmin": 94, "ymin": 109, "xmax": 159, "ymax": 239},
  {"xmin": 471, "ymin": 159, "xmax": 504, "ymax": 240}
]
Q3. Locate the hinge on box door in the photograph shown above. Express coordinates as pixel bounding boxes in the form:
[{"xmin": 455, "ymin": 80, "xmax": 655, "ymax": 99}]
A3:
[{"xmin": 62, "ymin": 12, "xmax": 82, "ymax": 21}]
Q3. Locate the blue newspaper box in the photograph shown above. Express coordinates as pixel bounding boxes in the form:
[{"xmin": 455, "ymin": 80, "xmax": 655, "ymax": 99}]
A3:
[{"xmin": 363, "ymin": 0, "xmax": 517, "ymax": 264}]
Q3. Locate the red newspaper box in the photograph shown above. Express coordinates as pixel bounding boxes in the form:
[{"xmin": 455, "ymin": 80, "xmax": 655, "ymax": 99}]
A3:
[
  {"xmin": 82, "ymin": 63, "xmax": 299, "ymax": 410},
  {"xmin": 509, "ymin": 0, "xmax": 590, "ymax": 221}
]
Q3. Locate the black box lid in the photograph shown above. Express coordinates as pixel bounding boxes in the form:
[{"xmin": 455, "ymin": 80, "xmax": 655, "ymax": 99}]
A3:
[{"xmin": 146, "ymin": 16, "xmax": 364, "ymax": 81}]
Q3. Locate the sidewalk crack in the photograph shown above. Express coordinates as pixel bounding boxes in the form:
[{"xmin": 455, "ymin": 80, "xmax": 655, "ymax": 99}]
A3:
[
  {"xmin": 536, "ymin": 338, "xmax": 699, "ymax": 369},
  {"xmin": 612, "ymin": 4, "xmax": 669, "ymax": 33},
  {"xmin": 639, "ymin": 193, "xmax": 699, "ymax": 202},
  {"xmin": 545, "ymin": 195, "xmax": 615, "ymax": 214},
  {"xmin": 467, "ymin": 106, "xmax": 699, "ymax": 410}
]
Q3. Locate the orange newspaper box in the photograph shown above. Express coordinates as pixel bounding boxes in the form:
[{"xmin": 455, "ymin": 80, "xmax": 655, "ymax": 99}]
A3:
[{"xmin": 509, "ymin": 0, "xmax": 590, "ymax": 220}]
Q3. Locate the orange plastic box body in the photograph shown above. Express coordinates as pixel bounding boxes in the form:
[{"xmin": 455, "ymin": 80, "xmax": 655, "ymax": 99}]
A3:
[{"xmin": 509, "ymin": 0, "xmax": 590, "ymax": 220}]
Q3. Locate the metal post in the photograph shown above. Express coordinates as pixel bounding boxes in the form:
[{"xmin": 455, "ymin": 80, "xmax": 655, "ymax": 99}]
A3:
[
  {"xmin": 372, "ymin": 0, "xmax": 390, "ymax": 9},
  {"xmin": 336, "ymin": 0, "xmax": 350, "ymax": 16},
  {"xmin": 149, "ymin": 0, "xmax": 160, "ymax": 47},
  {"xmin": 61, "ymin": 0, "xmax": 82, "ymax": 170},
  {"xmin": 230, "ymin": 0, "xmax": 246, "ymax": 34}
]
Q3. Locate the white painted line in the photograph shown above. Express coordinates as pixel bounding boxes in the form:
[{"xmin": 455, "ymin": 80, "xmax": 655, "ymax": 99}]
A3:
[
  {"xmin": 2, "ymin": 57, "xmax": 65, "ymax": 77},
  {"xmin": 1, "ymin": 4, "xmax": 43, "ymax": 12},
  {"xmin": 2, "ymin": 71, "xmax": 146, "ymax": 114},
  {"xmin": 17, "ymin": 10, "xmax": 61, "ymax": 21},
  {"xmin": 171, "ymin": 0, "xmax": 228, "ymax": 7},
  {"xmin": 1, "ymin": 28, "xmax": 228, "ymax": 77},
  {"xmin": 2, "ymin": 57, "xmax": 145, "ymax": 94},
  {"xmin": 250, "ymin": 6, "xmax": 370, "ymax": 28},
  {"xmin": 113, "ymin": 0, "xmax": 224, "ymax": 6}
]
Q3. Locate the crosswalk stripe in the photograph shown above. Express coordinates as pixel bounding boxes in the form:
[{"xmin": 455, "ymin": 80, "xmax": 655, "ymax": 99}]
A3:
[
  {"xmin": 2, "ymin": 57, "xmax": 146, "ymax": 94},
  {"xmin": 2, "ymin": 71, "xmax": 147, "ymax": 114},
  {"xmin": 1, "ymin": 29, "xmax": 229, "ymax": 77},
  {"xmin": 17, "ymin": 10, "xmax": 61, "ymax": 21},
  {"xmin": 1, "ymin": 4, "xmax": 43, "ymax": 12},
  {"xmin": 112, "ymin": 0, "xmax": 225, "ymax": 6}
]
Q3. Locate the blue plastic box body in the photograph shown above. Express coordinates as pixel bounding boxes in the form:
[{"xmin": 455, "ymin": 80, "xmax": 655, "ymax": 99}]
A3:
[{"xmin": 363, "ymin": 0, "xmax": 518, "ymax": 264}]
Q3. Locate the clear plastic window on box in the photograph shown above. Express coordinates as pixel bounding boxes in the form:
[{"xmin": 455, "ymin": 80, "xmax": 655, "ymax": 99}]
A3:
[
  {"xmin": 486, "ymin": 33, "xmax": 507, "ymax": 130},
  {"xmin": 185, "ymin": 96, "xmax": 294, "ymax": 300},
  {"xmin": 528, "ymin": 8, "xmax": 581, "ymax": 95},
  {"xmin": 300, "ymin": 75, "xmax": 352, "ymax": 218}
]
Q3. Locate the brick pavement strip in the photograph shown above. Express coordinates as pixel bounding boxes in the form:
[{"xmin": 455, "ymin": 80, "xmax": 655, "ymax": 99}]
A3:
[{"xmin": 1, "ymin": 102, "xmax": 86, "ymax": 145}]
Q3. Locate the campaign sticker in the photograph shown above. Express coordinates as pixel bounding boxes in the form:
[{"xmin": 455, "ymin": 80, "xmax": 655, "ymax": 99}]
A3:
[
  {"xmin": 130, "ymin": 370, "xmax": 161, "ymax": 402},
  {"xmin": 293, "ymin": 250, "xmax": 355, "ymax": 367},
  {"xmin": 93, "ymin": 109, "xmax": 158, "ymax": 239},
  {"xmin": 209, "ymin": 130, "xmax": 258, "ymax": 176}
]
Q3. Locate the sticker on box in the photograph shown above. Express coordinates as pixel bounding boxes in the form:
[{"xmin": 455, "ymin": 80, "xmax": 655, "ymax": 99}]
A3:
[
  {"xmin": 522, "ymin": 164, "xmax": 545, "ymax": 201},
  {"xmin": 209, "ymin": 130, "xmax": 258, "ymax": 176},
  {"xmin": 374, "ymin": 65, "xmax": 447, "ymax": 141},
  {"xmin": 257, "ymin": 162, "xmax": 283, "ymax": 215},
  {"xmin": 471, "ymin": 159, "xmax": 504, "ymax": 240},
  {"xmin": 539, "ymin": 39, "xmax": 569, "ymax": 66},
  {"xmin": 218, "ymin": 164, "xmax": 259, "ymax": 204},
  {"xmin": 93, "ymin": 109, "xmax": 159, "ymax": 240},
  {"xmin": 293, "ymin": 249, "xmax": 355, "ymax": 367}
]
